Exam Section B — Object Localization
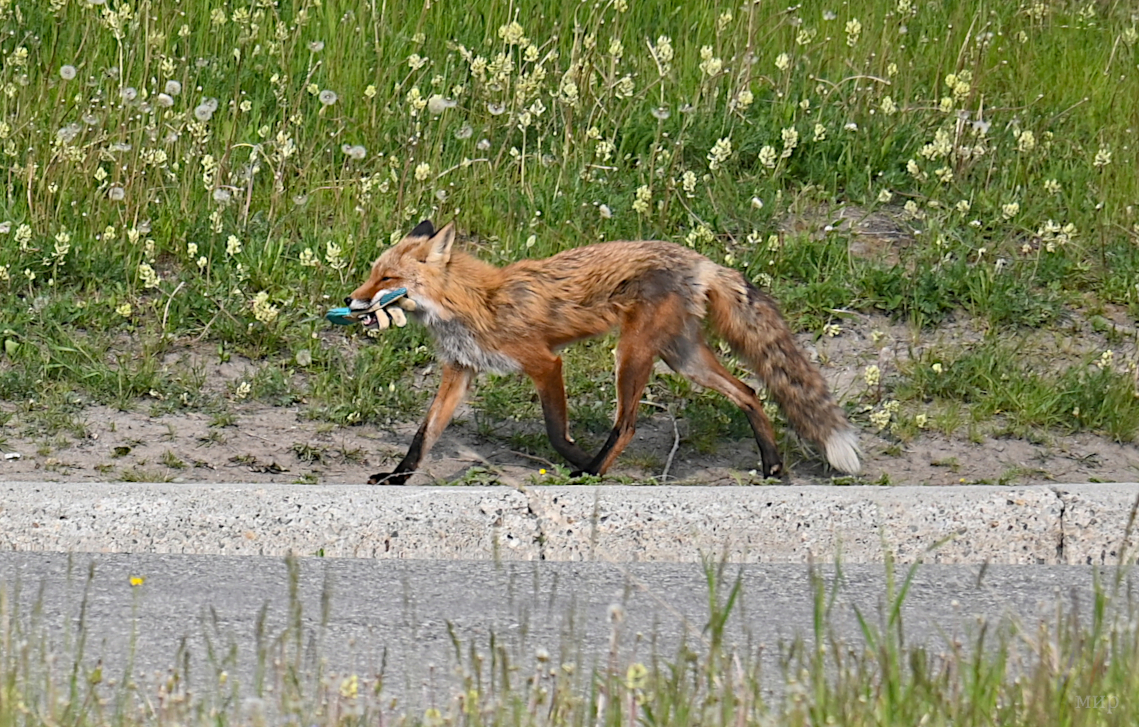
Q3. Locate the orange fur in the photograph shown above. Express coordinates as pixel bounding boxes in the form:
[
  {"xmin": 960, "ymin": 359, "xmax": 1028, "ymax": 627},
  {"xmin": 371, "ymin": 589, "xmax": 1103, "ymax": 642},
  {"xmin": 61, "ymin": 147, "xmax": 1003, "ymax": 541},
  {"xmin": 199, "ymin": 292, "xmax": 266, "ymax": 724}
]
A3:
[{"xmin": 348, "ymin": 221, "xmax": 860, "ymax": 484}]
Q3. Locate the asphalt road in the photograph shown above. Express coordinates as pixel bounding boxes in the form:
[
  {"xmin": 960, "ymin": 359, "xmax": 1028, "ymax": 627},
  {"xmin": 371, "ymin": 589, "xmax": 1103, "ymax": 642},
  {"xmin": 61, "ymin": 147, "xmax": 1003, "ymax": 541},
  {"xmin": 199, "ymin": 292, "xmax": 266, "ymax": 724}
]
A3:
[{"xmin": 0, "ymin": 552, "xmax": 1132, "ymax": 709}]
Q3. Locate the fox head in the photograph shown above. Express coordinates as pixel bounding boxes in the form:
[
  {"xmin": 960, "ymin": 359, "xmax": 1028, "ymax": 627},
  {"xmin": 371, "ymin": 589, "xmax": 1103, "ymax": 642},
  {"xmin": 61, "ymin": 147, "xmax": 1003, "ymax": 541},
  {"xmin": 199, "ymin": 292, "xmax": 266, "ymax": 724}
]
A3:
[{"xmin": 346, "ymin": 220, "xmax": 455, "ymax": 326}]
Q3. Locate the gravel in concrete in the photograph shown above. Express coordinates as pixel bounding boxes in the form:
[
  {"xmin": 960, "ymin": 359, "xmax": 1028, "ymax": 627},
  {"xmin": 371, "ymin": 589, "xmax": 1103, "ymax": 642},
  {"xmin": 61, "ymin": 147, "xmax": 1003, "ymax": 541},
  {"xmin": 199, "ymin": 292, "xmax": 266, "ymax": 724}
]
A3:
[{"xmin": 1, "ymin": 482, "xmax": 1136, "ymax": 564}]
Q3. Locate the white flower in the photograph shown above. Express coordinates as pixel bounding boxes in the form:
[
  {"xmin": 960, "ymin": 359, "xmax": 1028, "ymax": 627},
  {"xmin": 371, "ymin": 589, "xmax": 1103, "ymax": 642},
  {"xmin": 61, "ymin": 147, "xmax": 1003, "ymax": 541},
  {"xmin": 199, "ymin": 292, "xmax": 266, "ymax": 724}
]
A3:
[
  {"xmin": 1001, "ymin": 202, "xmax": 1020, "ymax": 219},
  {"xmin": 775, "ymin": 52, "xmax": 791, "ymax": 72},
  {"xmin": 707, "ymin": 136, "xmax": 733, "ymax": 171},
  {"xmin": 156, "ymin": 93, "xmax": 174, "ymax": 107},
  {"xmin": 598, "ymin": 204, "xmax": 612, "ymax": 219}
]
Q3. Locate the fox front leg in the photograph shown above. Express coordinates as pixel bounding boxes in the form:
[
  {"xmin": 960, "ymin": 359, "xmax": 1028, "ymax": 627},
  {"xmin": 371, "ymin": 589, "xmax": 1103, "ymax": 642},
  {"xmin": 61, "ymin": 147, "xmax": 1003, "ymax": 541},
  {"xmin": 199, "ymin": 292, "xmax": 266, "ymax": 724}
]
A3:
[{"xmin": 368, "ymin": 363, "xmax": 474, "ymax": 485}]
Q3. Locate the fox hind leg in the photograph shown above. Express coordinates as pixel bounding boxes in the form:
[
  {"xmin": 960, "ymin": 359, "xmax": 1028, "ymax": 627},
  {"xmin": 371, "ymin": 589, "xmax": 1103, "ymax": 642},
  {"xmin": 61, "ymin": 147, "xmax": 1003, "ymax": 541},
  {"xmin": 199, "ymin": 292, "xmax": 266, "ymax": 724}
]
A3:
[
  {"xmin": 577, "ymin": 295, "xmax": 689, "ymax": 477},
  {"xmin": 661, "ymin": 331, "xmax": 784, "ymax": 478}
]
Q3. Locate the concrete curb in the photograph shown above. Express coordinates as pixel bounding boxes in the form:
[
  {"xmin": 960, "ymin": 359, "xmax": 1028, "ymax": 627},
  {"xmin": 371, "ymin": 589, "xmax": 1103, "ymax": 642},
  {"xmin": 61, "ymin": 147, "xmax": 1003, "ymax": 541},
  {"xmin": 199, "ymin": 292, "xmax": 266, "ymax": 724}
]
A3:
[{"xmin": 0, "ymin": 483, "xmax": 1136, "ymax": 564}]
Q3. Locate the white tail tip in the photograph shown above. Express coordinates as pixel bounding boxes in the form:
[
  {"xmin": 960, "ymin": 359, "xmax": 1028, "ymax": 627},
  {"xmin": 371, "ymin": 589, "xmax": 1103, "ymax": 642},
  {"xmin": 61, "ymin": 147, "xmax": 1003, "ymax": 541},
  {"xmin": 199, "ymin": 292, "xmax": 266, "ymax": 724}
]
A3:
[{"xmin": 825, "ymin": 429, "xmax": 862, "ymax": 474}]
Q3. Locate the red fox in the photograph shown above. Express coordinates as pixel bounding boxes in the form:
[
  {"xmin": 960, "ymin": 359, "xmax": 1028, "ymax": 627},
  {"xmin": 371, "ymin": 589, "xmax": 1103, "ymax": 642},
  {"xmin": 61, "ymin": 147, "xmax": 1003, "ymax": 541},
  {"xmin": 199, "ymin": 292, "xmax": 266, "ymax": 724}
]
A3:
[{"xmin": 347, "ymin": 220, "xmax": 860, "ymax": 484}]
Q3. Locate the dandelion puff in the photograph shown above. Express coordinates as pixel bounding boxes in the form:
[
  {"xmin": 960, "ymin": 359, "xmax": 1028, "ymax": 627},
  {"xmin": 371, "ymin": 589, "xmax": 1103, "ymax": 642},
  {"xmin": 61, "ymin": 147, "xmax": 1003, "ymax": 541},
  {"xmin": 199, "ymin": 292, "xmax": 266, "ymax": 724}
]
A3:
[
  {"xmin": 56, "ymin": 124, "xmax": 82, "ymax": 143},
  {"xmin": 349, "ymin": 145, "xmax": 366, "ymax": 160},
  {"xmin": 679, "ymin": 103, "xmax": 695, "ymax": 114},
  {"xmin": 823, "ymin": 10, "xmax": 837, "ymax": 20},
  {"xmin": 308, "ymin": 40, "xmax": 324, "ymax": 52},
  {"xmin": 427, "ymin": 95, "xmax": 456, "ymax": 115},
  {"xmin": 213, "ymin": 188, "xmax": 232, "ymax": 204},
  {"xmin": 121, "ymin": 86, "xmax": 138, "ymax": 102},
  {"xmin": 598, "ymin": 204, "xmax": 612, "ymax": 219},
  {"xmin": 107, "ymin": 185, "xmax": 126, "ymax": 201},
  {"xmin": 204, "ymin": 97, "xmax": 219, "ymax": 113},
  {"xmin": 454, "ymin": 124, "xmax": 473, "ymax": 140},
  {"xmin": 651, "ymin": 106, "xmax": 670, "ymax": 121},
  {"xmin": 194, "ymin": 103, "xmax": 214, "ymax": 122},
  {"xmin": 60, "ymin": 65, "xmax": 77, "ymax": 81},
  {"xmin": 318, "ymin": 89, "xmax": 338, "ymax": 106},
  {"xmin": 156, "ymin": 93, "xmax": 174, "ymax": 107},
  {"xmin": 164, "ymin": 79, "xmax": 182, "ymax": 96},
  {"xmin": 487, "ymin": 102, "xmax": 505, "ymax": 116},
  {"xmin": 476, "ymin": 138, "xmax": 491, "ymax": 151}
]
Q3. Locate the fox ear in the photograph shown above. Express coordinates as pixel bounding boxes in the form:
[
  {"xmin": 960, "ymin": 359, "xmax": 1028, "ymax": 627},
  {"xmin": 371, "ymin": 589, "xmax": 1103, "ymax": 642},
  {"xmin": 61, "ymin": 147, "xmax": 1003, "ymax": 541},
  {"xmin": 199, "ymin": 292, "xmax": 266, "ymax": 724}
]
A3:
[
  {"xmin": 409, "ymin": 219, "xmax": 435, "ymax": 238},
  {"xmin": 424, "ymin": 222, "xmax": 456, "ymax": 266}
]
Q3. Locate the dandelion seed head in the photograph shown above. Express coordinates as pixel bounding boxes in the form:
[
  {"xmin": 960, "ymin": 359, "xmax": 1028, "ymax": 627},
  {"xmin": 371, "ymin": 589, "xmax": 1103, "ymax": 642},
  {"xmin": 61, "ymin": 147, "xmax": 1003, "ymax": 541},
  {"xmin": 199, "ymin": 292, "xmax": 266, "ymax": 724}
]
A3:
[
  {"xmin": 454, "ymin": 124, "xmax": 473, "ymax": 140},
  {"xmin": 156, "ymin": 93, "xmax": 174, "ymax": 107},
  {"xmin": 108, "ymin": 185, "xmax": 125, "ymax": 201},
  {"xmin": 476, "ymin": 138, "xmax": 491, "ymax": 151},
  {"xmin": 308, "ymin": 40, "xmax": 324, "ymax": 52},
  {"xmin": 487, "ymin": 102, "xmax": 505, "ymax": 116},
  {"xmin": 427, "ymin": 95, "xmax": 456, "ymax": 115},
  {"xmin": 319, "ymin": 89, "xmax": 338, "ymax": 106},
  {"xmin": 60, "ymin": 65, "xmax": 77, "ymax": 81},
  {"xmin": 164, "ymin": 80, "xmax": 182, "ymax": 96},
  {"xmin": 121, "ymin": 86, "xmax": 138, "ymax": 102}
]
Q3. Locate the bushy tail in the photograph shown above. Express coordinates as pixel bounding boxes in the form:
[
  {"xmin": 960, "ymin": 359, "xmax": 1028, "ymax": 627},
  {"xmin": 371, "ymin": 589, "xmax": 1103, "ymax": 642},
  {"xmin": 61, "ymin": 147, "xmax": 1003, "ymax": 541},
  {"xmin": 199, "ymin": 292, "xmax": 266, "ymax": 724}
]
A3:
[{"xmin": 706, "ymin": 268, "xmax": 861, "ymax": 474}]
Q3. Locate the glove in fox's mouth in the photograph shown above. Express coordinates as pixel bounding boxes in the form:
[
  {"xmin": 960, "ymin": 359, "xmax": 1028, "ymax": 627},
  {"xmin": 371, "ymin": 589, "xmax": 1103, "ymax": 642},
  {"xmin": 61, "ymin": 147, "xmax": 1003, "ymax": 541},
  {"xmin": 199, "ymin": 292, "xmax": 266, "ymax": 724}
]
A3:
[{"xmin": 359, "ymin": 312, "xmax": 381, "ymax": 328}]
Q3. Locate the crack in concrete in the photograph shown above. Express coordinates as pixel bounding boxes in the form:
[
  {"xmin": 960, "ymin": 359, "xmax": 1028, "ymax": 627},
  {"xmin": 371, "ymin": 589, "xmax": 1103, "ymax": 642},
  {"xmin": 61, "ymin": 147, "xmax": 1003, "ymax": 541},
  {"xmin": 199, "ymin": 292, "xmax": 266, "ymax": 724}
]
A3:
[
  {"xmin": 525, "ymin": 493, "xmax": 548, "ymax": 561},
  {"xmin": 1051, "ymin": 486, "xmax": 1067, "ymax": 564}
]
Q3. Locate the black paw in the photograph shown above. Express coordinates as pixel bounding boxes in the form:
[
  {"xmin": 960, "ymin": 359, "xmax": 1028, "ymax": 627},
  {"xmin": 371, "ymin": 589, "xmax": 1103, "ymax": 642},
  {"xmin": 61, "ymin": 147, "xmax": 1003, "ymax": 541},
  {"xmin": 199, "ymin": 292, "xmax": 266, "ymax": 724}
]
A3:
[{"xmin": 368, "ymin": 471, "xmax": 411, "ymax": 485}]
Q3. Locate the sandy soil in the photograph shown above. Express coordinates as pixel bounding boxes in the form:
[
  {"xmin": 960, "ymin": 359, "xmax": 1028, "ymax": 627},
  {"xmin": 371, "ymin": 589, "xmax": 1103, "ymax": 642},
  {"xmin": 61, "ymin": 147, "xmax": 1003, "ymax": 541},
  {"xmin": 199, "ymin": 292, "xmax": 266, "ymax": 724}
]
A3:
[{"xmin": 3, "ymin": 310, "xmax": 1138, "ymax": 488}]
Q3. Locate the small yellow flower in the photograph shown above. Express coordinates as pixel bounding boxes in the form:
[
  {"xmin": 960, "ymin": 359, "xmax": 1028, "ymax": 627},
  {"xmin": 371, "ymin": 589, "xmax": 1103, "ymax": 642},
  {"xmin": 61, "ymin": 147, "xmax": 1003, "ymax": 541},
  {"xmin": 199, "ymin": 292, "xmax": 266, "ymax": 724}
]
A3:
[
  {"xmin": 863, "ymin": 365, "xmax": 880, "ymax": 387},
  {"xmin": 539, "ymin": 468, "xmax": 547, "ymax": 475},
  {"xmin": 130, "ymin": 575, "xmax": 145, "ymax": 587}
]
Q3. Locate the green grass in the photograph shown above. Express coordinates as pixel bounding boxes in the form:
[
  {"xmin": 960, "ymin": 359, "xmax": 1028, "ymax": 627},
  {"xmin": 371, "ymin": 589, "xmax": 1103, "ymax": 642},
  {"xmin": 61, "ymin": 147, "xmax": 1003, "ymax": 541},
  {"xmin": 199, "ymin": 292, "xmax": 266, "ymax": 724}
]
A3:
[
  {"xmin": 3, "ymin": 552, "xmax": 1139, "ymax": 726},
  {"xmin": 1, "ymin": 0, "xmax": 1138, "ymax": 450}
]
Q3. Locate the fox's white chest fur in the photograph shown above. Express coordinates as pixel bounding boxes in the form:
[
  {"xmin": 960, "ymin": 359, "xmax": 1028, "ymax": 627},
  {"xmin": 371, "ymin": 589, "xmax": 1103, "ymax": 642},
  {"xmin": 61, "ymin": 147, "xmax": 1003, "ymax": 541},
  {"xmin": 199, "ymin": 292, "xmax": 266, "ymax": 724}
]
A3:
[{"xmin": 429, "ymin": 318, "xmax": 520, "ymax": 374}]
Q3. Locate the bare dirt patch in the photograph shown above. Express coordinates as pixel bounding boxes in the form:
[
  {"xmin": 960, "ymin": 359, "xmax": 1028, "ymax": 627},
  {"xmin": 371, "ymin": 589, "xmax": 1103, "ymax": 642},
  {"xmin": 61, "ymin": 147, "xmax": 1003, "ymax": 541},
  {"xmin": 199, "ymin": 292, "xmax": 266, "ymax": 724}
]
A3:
[{"xmin": 3, "ymin": 313, "xmax": 1138, "ymax": 488}]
